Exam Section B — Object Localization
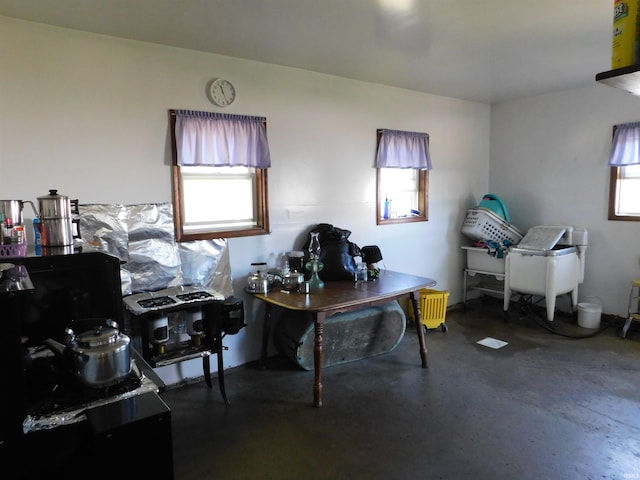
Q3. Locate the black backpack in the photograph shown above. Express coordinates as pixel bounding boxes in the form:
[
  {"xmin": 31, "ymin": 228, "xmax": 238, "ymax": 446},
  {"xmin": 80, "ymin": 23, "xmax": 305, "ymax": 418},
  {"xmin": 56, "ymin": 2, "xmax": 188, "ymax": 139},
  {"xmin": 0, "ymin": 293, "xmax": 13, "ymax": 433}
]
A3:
[{"xmin": 302, "ymin": 223, "xmax": 362, "ymax": 281}]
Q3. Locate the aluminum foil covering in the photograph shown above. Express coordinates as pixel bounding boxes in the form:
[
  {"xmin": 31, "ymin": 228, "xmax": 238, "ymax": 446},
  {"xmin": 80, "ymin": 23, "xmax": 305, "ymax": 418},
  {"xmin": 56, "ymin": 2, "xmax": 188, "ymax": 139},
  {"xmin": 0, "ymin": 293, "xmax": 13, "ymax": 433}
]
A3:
[
  {"xmin": 78, "ymin": 203, "xmax": 232, "ymax": 298},
  {"xmin": 22, "ymin": 359, "xmax": 159, "ymax": 433},
  {"xmin": 77, "ymin": 203, "xmax": 131, "ymax": 293},
  {"xmin": 179, "ymin": 237, "xmax": 233, "ymax": 297},
  {"xmin": 126, "ymin": 203, "xmax": 182, "ymax": 292}
]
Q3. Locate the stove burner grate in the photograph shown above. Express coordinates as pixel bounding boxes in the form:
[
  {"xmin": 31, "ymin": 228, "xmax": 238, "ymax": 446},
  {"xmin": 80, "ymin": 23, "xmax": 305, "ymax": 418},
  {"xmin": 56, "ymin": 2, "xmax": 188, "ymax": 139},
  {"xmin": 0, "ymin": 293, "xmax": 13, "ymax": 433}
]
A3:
[
  {"xmin": 137, "ymin": 296, "xmax": 176, "ymax": 309},
  {"xmin": 124, "ymin": 286, "xmax": 224, "ymax": 315},
  {"xmin": 175, "ymin": 291, "xmax": 213, "ymax": 301}
]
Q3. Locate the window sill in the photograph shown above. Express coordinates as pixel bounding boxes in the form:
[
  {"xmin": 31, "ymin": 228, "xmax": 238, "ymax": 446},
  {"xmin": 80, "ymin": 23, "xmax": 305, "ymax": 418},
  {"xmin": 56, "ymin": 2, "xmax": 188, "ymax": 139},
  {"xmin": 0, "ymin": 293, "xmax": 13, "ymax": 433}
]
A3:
[
  {"xmin": 377, "ymin": 215, "xmax": 427, "ymax": 226},
  {"xmin": 176, "ymin": 225, "xmax": 270, "ymax": 242}
]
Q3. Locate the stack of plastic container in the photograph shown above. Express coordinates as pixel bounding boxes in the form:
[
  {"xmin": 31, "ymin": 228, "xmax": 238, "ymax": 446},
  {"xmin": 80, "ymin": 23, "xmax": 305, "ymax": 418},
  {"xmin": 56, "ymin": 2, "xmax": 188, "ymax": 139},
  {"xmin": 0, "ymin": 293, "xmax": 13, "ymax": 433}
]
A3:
[
  {"xmin": 461, "ymin": 193, "xmax": 524, "ymax": 282},
  {"xmin": 461, "ymin": 194, "xmax": 523, "ymax": 246}
]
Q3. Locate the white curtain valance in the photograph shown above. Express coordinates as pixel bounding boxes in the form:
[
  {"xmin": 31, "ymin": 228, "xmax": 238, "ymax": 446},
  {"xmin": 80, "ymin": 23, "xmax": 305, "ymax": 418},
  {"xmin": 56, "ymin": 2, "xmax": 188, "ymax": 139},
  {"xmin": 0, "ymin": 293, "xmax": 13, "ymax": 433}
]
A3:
[
  {"xmin": 375, "ymin": 129, "xmax": 432, "ymax": 169},
  {"xmin": 174, "ymin": 110, "xmax": 271, "ymax": 168},
  {"xmin": 609, "ymin": 121, "xmax": 640, "ymax": 167}
]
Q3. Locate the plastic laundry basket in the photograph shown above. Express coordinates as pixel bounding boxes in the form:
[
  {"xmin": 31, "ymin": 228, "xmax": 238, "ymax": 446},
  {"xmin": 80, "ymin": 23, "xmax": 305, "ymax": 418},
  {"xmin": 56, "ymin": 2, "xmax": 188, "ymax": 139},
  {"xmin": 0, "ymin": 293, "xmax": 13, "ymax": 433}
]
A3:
[{"xmin": 461, "ymin": 208, "xmax": 523, "ymax": 244}]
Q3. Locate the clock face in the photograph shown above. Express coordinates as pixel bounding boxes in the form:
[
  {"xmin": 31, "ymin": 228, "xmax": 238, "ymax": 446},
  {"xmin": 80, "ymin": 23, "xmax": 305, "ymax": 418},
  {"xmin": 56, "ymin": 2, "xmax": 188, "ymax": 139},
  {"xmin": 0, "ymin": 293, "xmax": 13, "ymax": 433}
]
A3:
[{"xmin": 208, "ymin": 78, "xmax": 236, "ymax": 107}]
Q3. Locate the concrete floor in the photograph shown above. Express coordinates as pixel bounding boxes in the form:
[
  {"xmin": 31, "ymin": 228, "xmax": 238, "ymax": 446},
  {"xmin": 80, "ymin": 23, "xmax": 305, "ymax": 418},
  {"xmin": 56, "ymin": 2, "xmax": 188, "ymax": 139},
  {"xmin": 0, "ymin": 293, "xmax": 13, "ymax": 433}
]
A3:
[{"xmin": 161, "ymin": 298, "xmax": 640, "ymax": 480}]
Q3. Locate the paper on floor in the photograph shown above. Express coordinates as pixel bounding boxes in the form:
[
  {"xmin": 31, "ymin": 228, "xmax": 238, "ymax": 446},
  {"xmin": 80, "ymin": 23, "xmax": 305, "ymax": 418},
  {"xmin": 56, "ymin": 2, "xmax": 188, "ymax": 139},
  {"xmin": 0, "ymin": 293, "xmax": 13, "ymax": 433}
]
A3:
[{"xmin": 477, "ymin": 337, "xmax": 508, "ymax": 349}]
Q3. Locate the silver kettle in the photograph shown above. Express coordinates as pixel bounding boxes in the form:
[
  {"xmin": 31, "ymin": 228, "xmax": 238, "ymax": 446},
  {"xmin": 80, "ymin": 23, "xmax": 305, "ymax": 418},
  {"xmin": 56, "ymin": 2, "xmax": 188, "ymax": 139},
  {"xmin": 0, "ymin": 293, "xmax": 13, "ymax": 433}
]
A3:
[{"xmin": 246, "ymin": 262, "xmax": 269, "ymax": 293}]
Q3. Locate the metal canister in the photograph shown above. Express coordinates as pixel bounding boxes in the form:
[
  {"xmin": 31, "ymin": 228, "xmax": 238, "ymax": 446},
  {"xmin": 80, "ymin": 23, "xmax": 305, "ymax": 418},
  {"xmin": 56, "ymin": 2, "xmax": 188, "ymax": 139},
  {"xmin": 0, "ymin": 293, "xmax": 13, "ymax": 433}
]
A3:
[
  {"xmin": 37, "ymin": 189, "xmax": 80, "ymax": 247},
  {"xmin": 38, "ymin": 189, "xmax": 79, "ymax": 218},
  {"xmin": 0, "ymin": 200, "xmax": 25, "ymax": 226}
]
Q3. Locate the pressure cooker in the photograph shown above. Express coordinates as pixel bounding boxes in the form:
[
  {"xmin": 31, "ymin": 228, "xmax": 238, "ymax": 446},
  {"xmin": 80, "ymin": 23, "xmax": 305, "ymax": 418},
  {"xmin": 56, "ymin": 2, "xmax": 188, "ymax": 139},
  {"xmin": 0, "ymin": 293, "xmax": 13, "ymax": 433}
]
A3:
[{"xmin": 44, "ymin": 319, "xmax": 132, "ymax": 387}]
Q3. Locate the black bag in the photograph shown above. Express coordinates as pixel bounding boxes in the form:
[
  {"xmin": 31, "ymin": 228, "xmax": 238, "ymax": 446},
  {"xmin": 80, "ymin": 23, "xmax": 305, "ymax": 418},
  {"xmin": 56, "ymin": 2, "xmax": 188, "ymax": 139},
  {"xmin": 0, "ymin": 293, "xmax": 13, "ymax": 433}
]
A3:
[{"xmin": 302, "ymin": 223, "xmax": 362, "ymax": 281}]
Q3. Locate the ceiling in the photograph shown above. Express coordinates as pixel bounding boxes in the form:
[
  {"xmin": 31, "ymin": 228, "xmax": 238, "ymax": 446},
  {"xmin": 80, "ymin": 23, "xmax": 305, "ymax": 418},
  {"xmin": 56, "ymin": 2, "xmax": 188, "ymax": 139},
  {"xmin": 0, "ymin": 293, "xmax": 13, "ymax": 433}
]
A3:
[{"xmin": 0, "ymin": 0, "xmax": 615, "ymax": 104}]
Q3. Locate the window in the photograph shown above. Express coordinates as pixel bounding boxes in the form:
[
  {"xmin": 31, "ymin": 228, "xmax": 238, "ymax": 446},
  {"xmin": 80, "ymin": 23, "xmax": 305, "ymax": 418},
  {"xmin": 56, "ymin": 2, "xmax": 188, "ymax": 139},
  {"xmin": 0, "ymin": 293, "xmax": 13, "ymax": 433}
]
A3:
[
  {"xmin": 377, "ymin": 168, "xmax": 428, "ymax": 224},
  {"xmin": 609, "ymin": 164, "xmax": 640, "ymax": 220},
  {"xmin": 608, "ymin": 122, "xmax": 640, "ymax": 221},
  {"xmin": 180, "ymin": 165, "xmax": 262, "ymax": 233},
  {"xmin": 375, "ymin": 129, "xmax": 431, "ymax": 225},
  {"xmin": 170, "ymin": 110, "xmax": 271, "ymax": 240}
]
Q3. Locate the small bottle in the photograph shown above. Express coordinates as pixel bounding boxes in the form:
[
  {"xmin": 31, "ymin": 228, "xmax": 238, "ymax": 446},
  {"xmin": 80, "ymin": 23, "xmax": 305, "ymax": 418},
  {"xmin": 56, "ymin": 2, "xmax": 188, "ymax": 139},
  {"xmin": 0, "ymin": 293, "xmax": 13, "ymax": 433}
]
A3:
[
  {"xmin": 33, "ymin": 217, "xmax": 42, "ymax": 250},
  {"xmin": 33, "ymin": 217, "xmax": 42, "ymax": 255},
  {"xmin": 13, "ymin": 225, "xmax": 25, "ymax": 244},
  {"xmin": 0, "ymin": 214, "xmax": 4, "ymax": 245},
  {"xmin": 383, "ymin": 197, "xmax": 390, "ymax": 219},
  {"xmin": 354, "ymin": 257, "xmax": 368, "ymax": 283},
  {"xmin": 3, "ymin": 217, "xmax": 13, "ymax": 245}
]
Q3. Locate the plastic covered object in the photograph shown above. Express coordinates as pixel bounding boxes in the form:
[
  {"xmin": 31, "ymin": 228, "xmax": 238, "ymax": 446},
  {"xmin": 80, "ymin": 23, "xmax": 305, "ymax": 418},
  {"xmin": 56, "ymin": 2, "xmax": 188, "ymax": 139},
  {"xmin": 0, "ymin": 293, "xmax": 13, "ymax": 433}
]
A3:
[{"xmin": 478, "ymin": 193, "xmax": 511, "ymax": 222}]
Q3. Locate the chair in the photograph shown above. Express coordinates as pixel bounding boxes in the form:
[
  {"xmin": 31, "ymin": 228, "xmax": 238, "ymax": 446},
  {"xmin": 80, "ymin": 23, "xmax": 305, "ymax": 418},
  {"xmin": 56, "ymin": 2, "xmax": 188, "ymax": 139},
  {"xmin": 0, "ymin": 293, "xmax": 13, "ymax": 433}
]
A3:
[{"xmin": 622, "ymin": 279, "xmax": 640, "ymax": 339}]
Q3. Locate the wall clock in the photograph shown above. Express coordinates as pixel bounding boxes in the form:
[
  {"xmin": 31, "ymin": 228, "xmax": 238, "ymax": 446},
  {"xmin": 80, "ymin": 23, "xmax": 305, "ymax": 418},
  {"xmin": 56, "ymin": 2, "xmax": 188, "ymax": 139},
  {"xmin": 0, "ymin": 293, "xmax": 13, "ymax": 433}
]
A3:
[{"xmin": 207, "ymin": 78, "xmax": 236, "ymax": 107}]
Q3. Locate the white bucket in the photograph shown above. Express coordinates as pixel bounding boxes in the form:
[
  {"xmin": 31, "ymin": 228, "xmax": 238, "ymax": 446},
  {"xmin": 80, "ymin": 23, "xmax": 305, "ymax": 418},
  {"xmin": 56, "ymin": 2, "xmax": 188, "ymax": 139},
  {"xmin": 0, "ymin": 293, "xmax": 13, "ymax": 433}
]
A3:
[{"xmin": 577, "ymin": 301, "xmax": 602, "ymax": 329}]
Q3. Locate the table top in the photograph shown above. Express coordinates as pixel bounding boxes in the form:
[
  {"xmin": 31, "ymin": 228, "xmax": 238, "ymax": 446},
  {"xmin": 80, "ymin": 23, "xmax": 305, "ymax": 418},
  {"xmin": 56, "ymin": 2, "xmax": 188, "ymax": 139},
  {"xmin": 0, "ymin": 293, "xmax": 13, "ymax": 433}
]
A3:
[{"xmin": 251, "ymin": 270, "xmax": 436, "ymax": 313}]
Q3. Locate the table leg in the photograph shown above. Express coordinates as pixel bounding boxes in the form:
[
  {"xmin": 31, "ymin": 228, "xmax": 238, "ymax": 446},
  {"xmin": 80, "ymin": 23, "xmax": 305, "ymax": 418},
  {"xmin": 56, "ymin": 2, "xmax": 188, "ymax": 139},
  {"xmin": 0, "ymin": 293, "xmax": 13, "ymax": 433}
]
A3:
[
  {"xmin": 202, "ymin": 354, "xmax": 212, "ymax": 388},
  {"xmin": 260, "ymin": 303, "xmax": 273, "ymax": 367},
  {"xmin": 313, "ymin": 312, "xmax": 325, "ymax": 407},
  {"xmin": 410, "ymin": 291, "xmax": 428, "ymax": 368},
  {"xmin": 463, "ymin": 269, "xmax": 468, "ymax": 306},
  {"xmin": 217, "ymin": 341, "xmax": 229, "ymax": 405}
]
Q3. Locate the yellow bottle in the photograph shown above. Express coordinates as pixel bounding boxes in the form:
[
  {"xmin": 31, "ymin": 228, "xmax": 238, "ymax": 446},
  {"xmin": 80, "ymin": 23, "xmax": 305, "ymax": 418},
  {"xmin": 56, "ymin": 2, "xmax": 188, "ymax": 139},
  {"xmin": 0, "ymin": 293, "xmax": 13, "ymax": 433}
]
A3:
[{"xmin": 612, "ymin": 0, "xmax": 640, "ymax": 69}]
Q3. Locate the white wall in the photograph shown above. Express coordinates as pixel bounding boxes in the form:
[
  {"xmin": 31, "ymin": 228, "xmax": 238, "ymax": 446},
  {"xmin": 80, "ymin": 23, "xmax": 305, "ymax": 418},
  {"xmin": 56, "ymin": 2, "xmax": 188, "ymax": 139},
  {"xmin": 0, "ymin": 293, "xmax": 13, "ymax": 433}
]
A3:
[
  {"xmin": 1, "ymin": 17, "xmax": 490, "ymax": 384},
  {"xmin": 491, "ymin": 84, "xmax": 640, "ymax": 318}
]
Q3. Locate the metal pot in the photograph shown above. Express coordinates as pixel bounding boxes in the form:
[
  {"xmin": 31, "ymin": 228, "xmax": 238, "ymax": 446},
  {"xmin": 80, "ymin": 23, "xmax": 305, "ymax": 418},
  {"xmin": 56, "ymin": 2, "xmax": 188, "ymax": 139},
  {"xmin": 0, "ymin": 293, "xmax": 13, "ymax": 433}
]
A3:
[
  {"xmin": 44, "ymin": 319, "xmax": 132, "ymax": 387},
  {"xmin": 36, "ymin": 189, "xmax": 80, "ymax": 247},
  {"xmin": 37, "ymin": 217, "xmax": 81, "ymax": 247},
  {"xmin": 281, "ymin": 271, "xmax": 305, "ymax": 291},
  {"xmin": 37, "ymin": 189, "xmax": 79, "ymax": 218},
  {"xmin": 0, "ymin": 199, "xmax": 38, "ymax": 226}
]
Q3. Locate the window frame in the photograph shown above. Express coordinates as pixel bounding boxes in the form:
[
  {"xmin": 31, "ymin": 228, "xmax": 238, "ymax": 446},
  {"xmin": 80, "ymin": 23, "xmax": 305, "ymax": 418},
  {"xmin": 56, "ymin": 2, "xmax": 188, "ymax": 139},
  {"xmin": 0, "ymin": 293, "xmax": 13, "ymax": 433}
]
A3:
[
  {"xmin": 169, "ymin": 111, "xmax": 270, "ymax": 241},
  {"xmin": 608, "ymin": 165, "xmax": 640, "ymax": 221},
  {"xmin": 608, "ymin": 123, "xmax": 640, "ymax": 222}
]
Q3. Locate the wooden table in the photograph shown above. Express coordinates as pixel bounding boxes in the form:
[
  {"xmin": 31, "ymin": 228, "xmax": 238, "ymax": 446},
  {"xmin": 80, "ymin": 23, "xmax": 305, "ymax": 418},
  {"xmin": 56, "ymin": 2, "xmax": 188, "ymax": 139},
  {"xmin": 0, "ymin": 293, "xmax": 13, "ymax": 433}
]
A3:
[{"xmin": 252, "ymin": 270, "xmax": 437, "ymax": 407}]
